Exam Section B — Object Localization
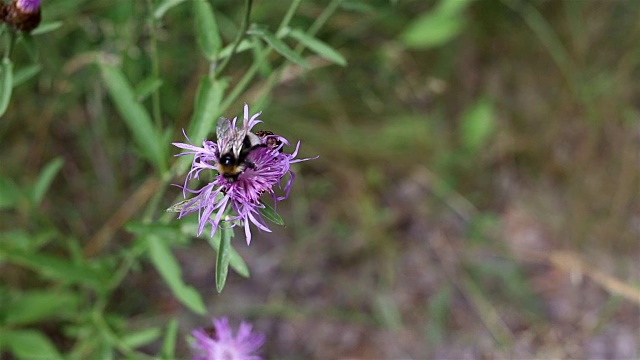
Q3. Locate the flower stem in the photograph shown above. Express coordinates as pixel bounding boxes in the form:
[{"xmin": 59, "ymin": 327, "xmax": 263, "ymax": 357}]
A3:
[
  {"xmin": 277, "ymin": 0, "xmax": 303, "ymax": 34},
  {"xmin": 4, "ymin": 30, "xmax": 16, "ymax": 60},
  {"xmin": 146, "ymin": 0, "xmax": 162, "ymax": 128},
  {"xmin": 214, "ymin": 0, "xmax": 253, "ymax": 79}
]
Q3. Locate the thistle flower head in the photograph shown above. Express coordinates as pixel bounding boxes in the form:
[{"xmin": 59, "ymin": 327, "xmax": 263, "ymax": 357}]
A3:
[
  {"xmin": 191, "ymin": 317, "xmax": 265, "ymax": 360},
  {"xmin": 2, "ymin": 0, "xmax": 41, "ymax": 32},
  {"xmin": 171, "ymin": 104, "xmax": 316, "ymax": 244}
]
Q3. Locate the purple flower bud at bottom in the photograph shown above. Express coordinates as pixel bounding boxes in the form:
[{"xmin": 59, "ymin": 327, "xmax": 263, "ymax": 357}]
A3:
[{"xmin": 191, "ymin": 317, "xmax": 265, "ymax": 360}]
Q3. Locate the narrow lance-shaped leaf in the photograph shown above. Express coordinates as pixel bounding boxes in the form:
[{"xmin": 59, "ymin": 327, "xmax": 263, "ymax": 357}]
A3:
[
  {"xmin": 4, "ymin": 290, "xmax": 80, "ymax": 326},
  {"xmin": 121, "ymin": 327, "xmax": 162, "ymax": 348},
  {"xmin": 215, "ymin": 227, "xmax": 232, "ymax": 293},
  {"xmin": 0, "ymin": 58, "xmax": 14, "ymax": 117},
  {"xmin": 12, "ymin": 64, "xmax": 41, "ymax": 87},
  {"xmin": 259, "ymin": 200, "xmax": 285, "ymax": 226},
  {"xmin": 146, "ymin": 235, "xmax": 207, "ymax": 315},
  {"xmin": 31, "ymin": 157, "xmax": 64, "ymax": 206},
  {"xmin": 248, "ymin": 28, "xmax": 308, "ymax": 68},
  {"xmin": 194, "ymin": 0, "xmax": 222, "ymax": 60},
  {"xmin": 134, "ymin": 77, "xmax": 163, "ymax": 102},
  {"xmin": 161, "ymin": 319, "xmax": 179, "ymax": 359},
  {"xmin": 0, "ymin": 246, "xmax": 106, "ymax": 291},
  {"xmin": 459, "ymin": 98, "xmax": 496, "ymax": 152},
  {"xmin": 207, "ymin": 229, "xmax": 250, "ymax": 278},
  {"xmin": 286, "ymin": 27, "xmax": 347, "ymax": 66},
  {"xmin": 154, "ymin": 0, "xmax": 188, "ymax": 19},
  {"xmin": 400, "ymin": 0, "xmax": 474, "ymax": 49},
  {"xmin": 99, "ymin": 63, "xmax": 166, "ymax": 173},
  {"xmin": 0, "ymin": 330, "xmax": 63, "ymax": 360},
  {"xmin": 218, "ymin": 39, "xmax": 254, "ymax": 59},
  {"xmin": 0, "ymin": 176, "xmax": 21, "ymax": 209},
  {"xmin": 30, "ymin": 21, "xmax": 63, "ymax": 36}
]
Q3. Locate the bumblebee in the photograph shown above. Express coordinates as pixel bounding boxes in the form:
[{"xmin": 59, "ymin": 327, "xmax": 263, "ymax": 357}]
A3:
[{"xmin": 216, "ymin": 117, "xmax": 286, "ymax": 182}]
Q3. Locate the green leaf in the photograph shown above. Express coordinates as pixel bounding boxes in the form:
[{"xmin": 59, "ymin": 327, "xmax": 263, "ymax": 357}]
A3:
[
  {"xmin": 251, "ymin": 36, "xmax": 272, "ymax": 77},
  {"xmin": 286, "ymin": 28, "xmax": 346, "ymax": 66},
  {"xmin": 154, "ymin": 0, "xmax": 188, "ymax": 19},
  {"xmin": 30, "ymin": 21, "xmax": 63, "ymax": 36},
  {"xmin": 121, "ymin": 327, "xmax": 162, "ymax": 348},
  {"xmin": 194, "ymin": 0, "xmax": 222, "ymax": 60},
  {"xmin": 459, "ymin": 98, "xmax": 496, "ymax": 152},
  {"xmin": 218, "ymin": 39, "xmax": 254, "ymax": 59},
  {"xmin": 31, "ymin": 157, "xmax": 64, "ymax": 205},
  {"xmin": 206, "ymin": 230, "xmax": 249, "ymax": 278},
  {"xmin": 401, "ymin": 12, "xmax": 465, "ymax": 49},
  {"xmin": 19, "ymin": 34, "xmax": 38, "ymax": 60},
  {"xmin": 0, "ymin": 176, "xmax": 22, "ymax": 209},
  {"xmin": 215, "ymin": 227, "xmax": 232, "ymax": 293},
  {"xmin": 4, "ymin": 290, "xmax": 80, "ymax": 326},
  {"xmin": 0, "ymin": 57, "xmax": 14, "ymax": 117},
  {"xmin": 437, "ymin": 0, "xmax": 476, "ymax": 15},
  {"xmin": 249, "ymin": 28, "xmax": 308, "ymax": 68},
  {"xmin": 146, "ymin": 235, "xmax": 206, "ymax": 314},
  {"xmin": 259, "ymin": 200, "xmax": 285, "ymax": 226},
  {"xmin": 187, "ymin": 77, "xmax": 228, "ymax": 144},
  {"xmin": 134, "ymin": 77, "xmax": 163, "ymax": 102},
  {"xmin": 161, "ymin": 319, "xmax": 179, "ymax": 359},
  {"xmin": 125, "ymin": 221, "xmax": 184, "ymax": 243},
  {"xmin": 0, "ymin": 330, "xmax": 63, "ymax": 360},
  {"xmin": 99, "ymin": 63, "xmax": 166, "ymax": 173},
  {"xmin": 0, "ymin": 246, "xmax": 106, "ymax": 291},
  {"xmin": 12, "ymin": 64, "xmax": 41, "ymax": 87},
  {"xmin": 400, "ymin": 0, "xmax": 475, "ymax": 49},
  {"xmin": 0, "ymin": 229, "xmax": 55, "ymax": 252}
]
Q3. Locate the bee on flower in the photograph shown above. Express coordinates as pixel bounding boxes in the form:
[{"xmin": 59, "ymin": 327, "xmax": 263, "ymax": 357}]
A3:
[{"xmin": 169, "ymin": 104, "xmax": 316, "ymax": 244}]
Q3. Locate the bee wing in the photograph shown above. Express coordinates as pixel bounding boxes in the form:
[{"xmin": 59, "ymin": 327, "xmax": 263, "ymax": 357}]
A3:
[
  {"xmin": 216, "ymin": 117, "xmax": 235, "ymax": 155},
  {"xmin": 216, "ymin": 117, "xmax": 232, "ymax": 141},
  {"xmin": 233, "ymin": 117, "xmax": 253, "ymax": 154},
  {"xmin": 166, "ymin": 198, "xmax": 201, "ymax": 213}
]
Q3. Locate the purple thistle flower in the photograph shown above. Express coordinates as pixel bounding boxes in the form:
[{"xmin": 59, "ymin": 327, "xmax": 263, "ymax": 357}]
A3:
[
  {"xmin": 191, "ymin": 317, "xmax": 265, "ymax": 360},
  {"xmin": 16, "ymin": 0, "xmax": 40, "ymax": 13},
  {"xmin": 171, "ymin": 104, "xmax": 316, "ymax": 244}
]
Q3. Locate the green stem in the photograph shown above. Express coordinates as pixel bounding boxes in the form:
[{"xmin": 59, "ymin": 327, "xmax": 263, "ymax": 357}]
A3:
[
  {"xmin": 220, "ymin": 54, "xmax": 264, "ymax": 111},
  {"xmin": 214, "ymin": 0, "xmax": 253, "ymax": 78},
  {"xmin": 277, "ymin": 0, "xmax": 303, "ymax": 34},
  {"xmin": 306, "ymin": 0, "xmax": 342, "ymax": 38},
  {"xmin": 4, "ymin": 30, "xmax": 16, "ymax": 59},
  {"xmin": 146, "ymin": 0, "xmax": 162, "ymax": 128}
]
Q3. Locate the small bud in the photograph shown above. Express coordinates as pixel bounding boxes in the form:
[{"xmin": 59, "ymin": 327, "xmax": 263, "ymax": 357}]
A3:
[{"xmin": 3, "ymin": 0, "xmax": 41, "ymax": 32}]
